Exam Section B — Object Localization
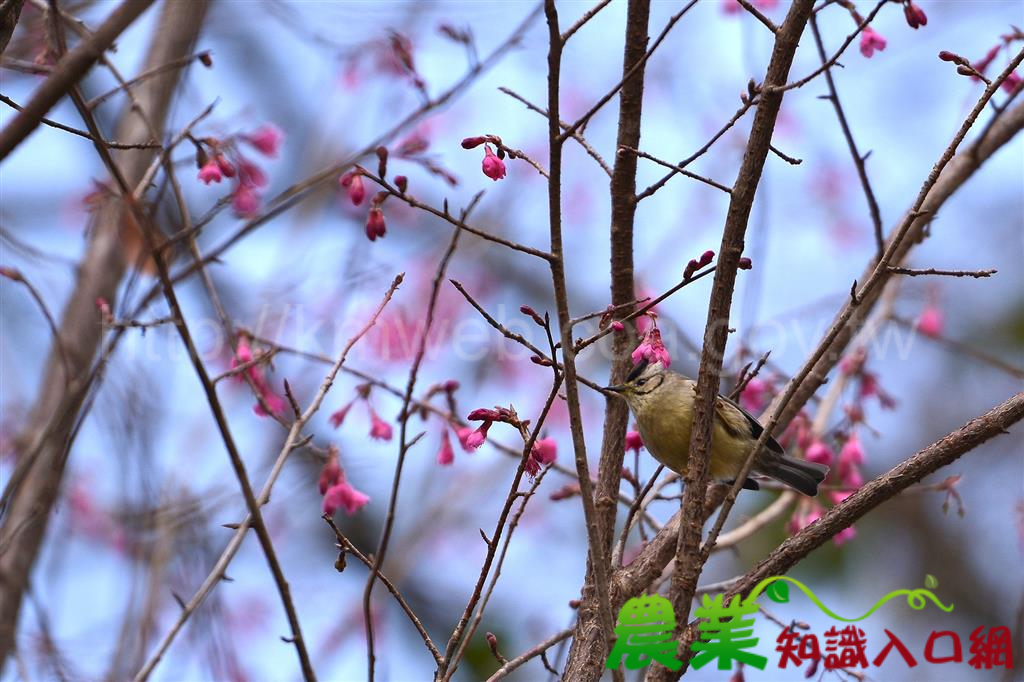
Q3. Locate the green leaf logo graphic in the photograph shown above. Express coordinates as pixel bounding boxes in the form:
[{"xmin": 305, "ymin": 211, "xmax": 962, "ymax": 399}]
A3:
[
  {"xmin": 766, "ymin": 579, "xmax": 790, "ymax": 603},
  {"xmin": 925, "ymin": 574, "xmax": 938, "ymax": 589}
]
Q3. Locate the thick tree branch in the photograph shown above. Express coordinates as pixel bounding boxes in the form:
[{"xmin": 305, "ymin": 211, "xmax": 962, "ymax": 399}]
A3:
[
  {"xmin": 668, "ymin": 4, "xmax": 815, "ymax": 678},
  {"xmin": 0, "ymin": 0, "xmax": 155, "ymax": 159},
  {"xmin": 0, "ymin": 2, "xmax": 205, "ymax": 668},
  {"xmin": 562, "ymin": 0, "xmax": 651, "ymax": 678}
]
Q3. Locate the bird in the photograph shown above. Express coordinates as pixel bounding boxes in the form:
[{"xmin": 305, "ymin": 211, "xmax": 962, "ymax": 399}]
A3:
[{"xmin": 604, "ymin": 358, "xmax": 828, "ymax": 496}]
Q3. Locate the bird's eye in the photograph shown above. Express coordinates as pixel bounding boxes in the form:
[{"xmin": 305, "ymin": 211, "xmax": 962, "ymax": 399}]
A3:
[{"xmin": 636, "ymin": 378, "xmax": 647, "ymax": 386}]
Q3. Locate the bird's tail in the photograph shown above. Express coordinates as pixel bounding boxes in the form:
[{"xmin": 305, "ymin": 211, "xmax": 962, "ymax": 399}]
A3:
[{"xmin": 758, "ymin": 456, "xmax": 829, "ymax": 497}]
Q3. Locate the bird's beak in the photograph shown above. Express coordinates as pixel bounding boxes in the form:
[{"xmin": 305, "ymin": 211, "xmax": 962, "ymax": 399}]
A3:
[{"xmin": 604, "ymin": 384, "xmax": 625, "ymax": 394}]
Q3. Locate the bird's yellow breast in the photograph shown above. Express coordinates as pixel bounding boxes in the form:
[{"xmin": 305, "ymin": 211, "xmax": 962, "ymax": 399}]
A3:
[{"xmin": 635, "ymin": 392, "xmax": 753, "ymax": 481}]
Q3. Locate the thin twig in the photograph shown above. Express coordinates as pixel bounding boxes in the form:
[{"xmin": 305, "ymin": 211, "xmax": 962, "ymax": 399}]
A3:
[
  {"xmin": 499, "ymin": 86, "xmax": 612, "ymax": 177},
  {"xmin": 887, "ymin": 266, "xmax": 997, "ymax": 278},
  {"xmin": 366, "ymin": 212, "xmax": 465, "ymax": 681},
  {"xmin": 560, "ymin": 0, "xmax": 613, "ymax": 42},
  {"xmin": 0, "ymin": 93, "xmax": 160, "ymax": 148},
  {"xmin": 621, "ymin": 146, "xmax": 731, "ymax": 193},
  {"xmin": 323, "ymin": 516, "xmax": 443, "ymax": 666},
  {"xmin": 810, "ymin": 16, "xmax": 884, "ymax": 259}
]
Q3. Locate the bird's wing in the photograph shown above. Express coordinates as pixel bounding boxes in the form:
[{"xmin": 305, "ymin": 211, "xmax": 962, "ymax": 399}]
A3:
[{"xmin": 715, "ymin": 395, "xmax": 785, "ymax": 454}]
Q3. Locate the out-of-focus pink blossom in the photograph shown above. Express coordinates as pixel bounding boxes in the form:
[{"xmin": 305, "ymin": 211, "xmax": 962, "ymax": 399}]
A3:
[
  {"xmin": 318, "ymin": 448, "xmax": 342, "ymax": 494},
  {"xmin": 844, "ymin": 402, "xmax": 864, "ymax": 424},
  {"xmin": 611, "ymin": 321, "xmax": 625, "ymax": 332},
  {"xmin": 631, "ymin": 327, "xmax": 671, "ymax": 368},
  {"xmin": 464, "ymin": 422, "xmax": 491, "ymax": 450},
  {"xmin": 550, "ymin": 482, "xmax": 581, "ymax": 501},
  {"xmin": 436, "ymin": 430, "xmax": 455, "ymax": 466},
  {"xmin": 482, "ymin": 145, "xmax": 506, "ymax": 181},
  {"xmin": 329, "ymin": 400, "xmax": 355, "ymax": 429},
  {"xmin": 232, "ymin": 184, "xmax": 260, "ymax": 217},
  {"xmin": 455, "ymin": 426, "xmax": 477, "ymax": 452},
  {"xmin": 365, "ymin": 207, "xmax": 386, "ymax": 241},
  {"xmin": 244, "ymin": 124, "xmax": 283, "ymax": 157},
  {"xmin": 340, "ymin": 171, "xmax": 366, "ymax": 206},
  {"xmin": 833, "ymin": 525, "xmax": 857, "ymax": 545},
  {"xmin": 788, "ymin": 501, "xmax": 823, "ymax": 534},
  {"xmin": 238, "ymin": 158, "xmax": 268, "ymax": 188},
  {"xmin": 369, "ymin": 408, "xmax": 393, "ymax": 441},
  {"xmin": 721, "ymin": 0, "xmax": 777, "ymax": 15},
  {"xmin": 215, "ymin": 154, "xmax": 236, "ymax": 178},
  {"xmin": 1003, "ymin": 72, "xmax": 1023, "ymax": 93},
  {"xmin": 839, "ymin": 347, "xmax": 867, "ymax": 376},
  {"xmin": 198, "ymin": 161, "xmax": 223, "ymax": 184},
  {"xmin": 806, "ymin": 440, "xmax": 834, "ymax": 466},
  {"xmin": 859, "ymin": 372, "xmax": 896, "ymax": 409},
  {"xmin": 839, "ymin": 432, "xmax": 865, "ymax": 470},
  {"xmin": 916, "ymin": 305, "xmax": 944, "ymax": 338},
  {"xmin": 859, "ymin": 28, "xmax": 887, "ymax": 58},
  {"xmin": 739, "ymin": 378, "xmax": 769, "ymax": 413},
  {"xmin": 531, "ymin": 438, "xmax": 558, "ymax": 466},
  {"xmin": 322, "ymin": 478, "xmax": 370, "ymax": 516},
  {"xmin": 625, "ymin": 430, "xmax": 644, "ymax": 453},
  {"xmin": 973, "ymin": 45, "xmax": 1001, "ymax": 77},
  {"xmin": 253, "ymin": 387, "xmax": 286, "ymax": 417}
]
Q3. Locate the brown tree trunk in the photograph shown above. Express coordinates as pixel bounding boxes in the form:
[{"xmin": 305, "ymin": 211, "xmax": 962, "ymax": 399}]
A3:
[{"xmin": 0, "ymin": 0, "xmax": 208, "ymax": 668}]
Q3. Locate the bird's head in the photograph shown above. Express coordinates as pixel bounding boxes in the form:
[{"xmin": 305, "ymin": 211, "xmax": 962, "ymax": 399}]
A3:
[{"xmin": 604, "ymin": 358, "xmax": 670, "ymax": 412}]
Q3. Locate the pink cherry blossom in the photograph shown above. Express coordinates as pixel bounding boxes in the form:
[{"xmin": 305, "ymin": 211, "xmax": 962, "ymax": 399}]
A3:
[
  {"xmin": 631, "ymin": 327, "xmax": 671, "ymax": 368},
  {"xmin": 244, "ymin": 124, "xmax": 283, "ymax": 157},
  {"xmin": 198, "ymin": 161, "xmax": 223, "ymax": 184},
  {"xmin": 436, "ymin": 430, "xmax": 455, "ymax": 466},
  {"xmin": 1003, "ymin": 72, "xmax": 1023, "ymax": 93},
  {"xmin": 839, "ymin": 432, "xmax": 865, "ymax": 470},
  {"xmin": 739, "ymin": 378, "xmax": 769, "ymax": 413},
  {"xmin": 481, "ymin": 145, "xmax": 506, "ymax": 181},
  {"xmin": 625, "ymin": 430, "xmax": 644, "ymax": 453},
  {"xmin": 340, "ymin": 171, "xmax": 366, "ymax": 206},
  {"xmin": 322, "ymin": 478, "xmax": 370, "ymax": 516},
  {"xmin": 318, "ymin": 448, "xmax": 342, "ymax": 494},
  {"xmin": 806, "ymin": 440, "xmax": 834, "ymax": 466},
  {"xmin": 788, "ymin": 501, "xmax": 823, "ymax": 534},
  {"xmin": 455, "ymin": 426, "xmax": 477, "ymax": 452},
  {"xmin": 833, "ymin": 525, "xmax": 857, "ymax": 545},
  {"xmin": 368, "ymin": 408, "xmax": 393, "ymax": 441},
  {"xmin": 531, "ymin": 438, "xmax": 557, "ymax": 466},
  {"xmin": 329, "ymin": 400, "xmax": 355, "ymax": 429},
  {"xmin": 859, "ymin": 27, "xmax": 887, "ymax": 59},
  {"xmin": 232, "ymin": 184, "xmax": 260, "ymax": 217},
  {"xmin": 253, "ymin": 387, "xmax": 286, "ymax": 417},
  {"xmin": 215, "ymin": 154, "xmax": 236, "ymax": 178},
  {"xmin": 365, "ymin": 207, "xmax": 386, "ymax": 241},
  {"xmin": 238, "ymin": 158, "xmax": 268, "ymax": 188},
  {"xmin": 464, "ymin": 421, "xmax": 491, "ymax": 450}
]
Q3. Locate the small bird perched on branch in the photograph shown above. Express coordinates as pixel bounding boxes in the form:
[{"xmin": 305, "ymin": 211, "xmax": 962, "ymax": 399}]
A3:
[{"xmin": 605, "ymin": 358, "xmax": 828, "ymax": 496}]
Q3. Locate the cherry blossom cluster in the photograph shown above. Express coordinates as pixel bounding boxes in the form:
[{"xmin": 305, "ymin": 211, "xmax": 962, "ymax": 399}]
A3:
[
  {"xmin": 631, "ymin": 317, "xmax": 671, "ymax": 367},
  {"xmin": 339, "ymin": 147, "xmax": 411, "ymax": 242},
  {"xmin": 720, "ymin": 0, "xmax": 778, "ymax": 16},
  {"xmin": 319, "ymin": 445, "xmax": 370, "ymax": 516},
  {"xmin": 846, "ymin": 0, "xmax": 930, "ymax": 60},
  {"xmin": 462, "ymin": 405, "xmax": 558, "ymax": 477},
  {"xmin": 230, "ymin": 334, "xmax": 286, "ymax": 417},
  {"xmin": 940, "ymin": 33, "xmax": 1024, "ymax": 92},
  {"xmin": 194, "ymin": 124, "xmax": 283, "ymax": 218},
  {"xmin": 328, "ymin": 383, "xmax": 394, "ymax": 441},
  {"xmin": 340, "ymin": 31, "xmax": 426, "ymax": 95},
  {"xmin": 461, "ymin": 135, "xmax": 508, "ymax": 181}
]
